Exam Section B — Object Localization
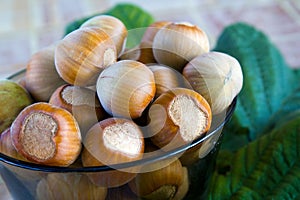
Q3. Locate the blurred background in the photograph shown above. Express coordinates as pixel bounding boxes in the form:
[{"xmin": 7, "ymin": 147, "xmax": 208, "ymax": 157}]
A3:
[
  {"xmin": 0, "ymin": 0, "xmax": 300, "ymax": 79},
  {"xmin": 0, "ymin": 0, "xmax": 299, "ymax": 199}
]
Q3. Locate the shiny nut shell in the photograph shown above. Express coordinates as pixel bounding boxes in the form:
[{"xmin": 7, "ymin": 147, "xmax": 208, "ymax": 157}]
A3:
[
  {"xmin": 148, "ymin": 88, "xmax": 212, "ymax": 149},
  {"xmin": 81, "ymin": 15, "xmax": 128, "ymax": 57},
  {"xmin": 96, "ymin": 60, "xmax": 156, "ymax": 119},
  {"xmin": 25, "ymin": 45, "xmax": 66, "ymax": 102},
  {"xmin": 55, "ymin": 27, "xmax": 117, "ymax": 86},
  {"xmin": 153, "ymin": 22, "xmax": 210, "ymax": 71},
  {"xmin": 10, "ymin": 102, "xmax": 82, "ymax": 167},
  {"xmin": 183, "ymin": 51, "xmax": 243, "ymax": 114}
]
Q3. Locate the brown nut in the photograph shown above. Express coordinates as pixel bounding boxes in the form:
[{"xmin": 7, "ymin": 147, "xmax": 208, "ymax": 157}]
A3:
[
  {"xmin": 141, "ymin": 21, "xmax": 172, "ymax": 45},
  {"xmin": 36, "ymin": 173, "xmax": 107, "ymax": 200},
  {"xmin": 81, "ymin": 117, "xmax": 145, "ymax": 187},
  {"xmin": 96, "ymin": 60, "xmax": 156, "ymax": 119},
  {"xmin": 0, "ymin": 128, "xmax": 45, "ymax": 196},
  {"xmin": 25, "ymin": 45, "xmax": 67, "ymax": 102},
  {"xmin": 148, "ymin": 64, "xmax": 192, "ymax": 98},
  {"xmin": 152, "ymin": 22, "xmax": 210, "ymax": 71},
  {"xmin": 0, "ymin": 128, "xmax": 27, "ymax": 161},
  {"xmin": 138, "ymin": 20, "xmax": 172, "ymax": 64},
  {"xmin": 183, "ymin": 51, "xmax": 243, "ymax": 114},
  {"xmin": 128, "ymin": 159, "xmax": 184, "ymax": 200},
  {"xmin": 106, "ymin": 184, "xmax": 138, "ymax": 200},
  {"xmin": 120, "ymin": 21, "xmax": 171, "ymax": 64},
  {"xmin": 179, "ymin": 126, "xmax": 223, "ymax": 166},
  {"xmin": 49, "ymin": 84, "xmax": 107, "ymax": 138},
  {"xmin": 81, "ymin": 15, "xmax": 128, "ymax": 57},
  {"xmin": 147, "ymin": 88, "xmax": 212, "ymax": 150},
  {"xmin": 55, "ymin": 26, "xmax": 117, "ymax": 86},
  {"xmin": 172, "ymin": 167, "xmax": 189, "ymax": 200},
  {"xmin": 10, "ymin": 102, "xmax": 82, "ymax": 167}
]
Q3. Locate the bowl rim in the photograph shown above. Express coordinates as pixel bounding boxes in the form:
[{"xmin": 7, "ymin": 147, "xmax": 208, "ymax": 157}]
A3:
[{"xmin": 0, "ymin": 69, "xmax": 237, "ymax": 172}]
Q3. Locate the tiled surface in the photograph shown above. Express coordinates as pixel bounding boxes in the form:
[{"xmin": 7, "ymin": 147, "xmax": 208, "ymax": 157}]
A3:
[{"xmin": 0, "ymin": 0, "xmax": 300, "ymax": 199}]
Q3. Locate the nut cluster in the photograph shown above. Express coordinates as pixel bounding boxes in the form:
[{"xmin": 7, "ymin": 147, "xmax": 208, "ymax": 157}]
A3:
[{"xmin": 0, "ymin": 14, "xmax": 243, "ymax": 200}]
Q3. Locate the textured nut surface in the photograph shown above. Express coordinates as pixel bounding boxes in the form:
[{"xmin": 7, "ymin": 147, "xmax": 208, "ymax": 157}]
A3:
[
  {"xmin": 148, "ymin": 88, "xmax": 212, "ymax": 149},
  {"xmin": 11, "ymin": 102, "xmax": 82, "ymax": 166}
]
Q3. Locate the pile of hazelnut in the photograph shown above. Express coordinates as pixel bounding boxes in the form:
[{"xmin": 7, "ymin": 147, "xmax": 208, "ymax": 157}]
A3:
[{"xmin": 0, "ymin": 15, "xmax": 243, "ymax": 199}]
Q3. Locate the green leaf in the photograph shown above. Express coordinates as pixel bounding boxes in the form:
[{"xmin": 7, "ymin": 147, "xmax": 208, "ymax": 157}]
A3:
[
  {"xmin": 292, "ymin": 68, "xmax": 300, "ymax": 82},
  {"xmin": 64, "ymin": 15, "xmax": 96, "ymax": 36},
  {"xmin": 105, "ymin": 3, "xmax": 155, "ymax": 48},
  {"xmin": 104, "ymin": 3, "xmax": 154, "ymax": 30},
  {"xmin": 64, "ymin": 3, "xmax": 155, "ymax": 48},
  {"xmin": 264, "ymin": 86, "xmax": 300, "ymax": 132},
  {"xmin": 208, "ymin": 115, "xmax": 300, "ymax": 200},
  {"xmin": 214, "ymin": 22, "xmax": 297, "ymax": 143},
  {"xmin": 220, "ymin": 117, "xmax": 250, "ymax": 151}
]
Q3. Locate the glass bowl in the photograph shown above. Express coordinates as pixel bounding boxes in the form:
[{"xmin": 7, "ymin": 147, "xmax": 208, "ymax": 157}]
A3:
[{"xmin": 0, "ymin": 69, "xmax": 237, "ymax": 200}]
